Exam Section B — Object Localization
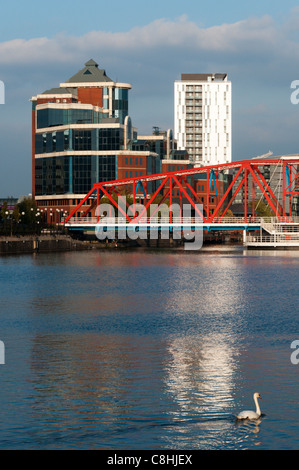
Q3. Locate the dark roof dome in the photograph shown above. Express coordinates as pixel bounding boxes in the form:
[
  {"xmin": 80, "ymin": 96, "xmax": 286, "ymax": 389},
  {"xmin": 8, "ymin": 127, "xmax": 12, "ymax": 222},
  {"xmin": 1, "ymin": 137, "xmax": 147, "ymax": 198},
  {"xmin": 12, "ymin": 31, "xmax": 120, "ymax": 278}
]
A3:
[{"xmin": 65, "ymin": 59, "xmax": 113, "ymax": 83}]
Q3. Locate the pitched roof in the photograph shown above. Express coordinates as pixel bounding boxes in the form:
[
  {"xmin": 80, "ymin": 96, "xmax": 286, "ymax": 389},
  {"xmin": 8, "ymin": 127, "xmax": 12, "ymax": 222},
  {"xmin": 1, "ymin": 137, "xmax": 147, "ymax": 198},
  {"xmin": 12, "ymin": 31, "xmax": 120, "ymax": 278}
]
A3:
[
  {"xmin": 65, "ymin": 59, "xmax": 113, "ymax": 84},
  {"xmin": 41, "ymin": 87, "xmax": 77, "ymax": 95}
]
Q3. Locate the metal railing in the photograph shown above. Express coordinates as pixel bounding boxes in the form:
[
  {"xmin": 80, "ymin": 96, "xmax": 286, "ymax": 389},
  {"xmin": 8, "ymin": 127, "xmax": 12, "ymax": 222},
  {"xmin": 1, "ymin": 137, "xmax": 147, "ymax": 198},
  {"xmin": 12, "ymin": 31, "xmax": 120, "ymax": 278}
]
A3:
[
  {"xmin": 246, "ymin": 233, "xmax": 299, "ymax": 244},
  {"xmin": 64, "ymin": 216, "xmax": 264, "ymax": 226},
  {"xmin": 64, "ymin": 215, "xmax": 299, "ymax": 227}
]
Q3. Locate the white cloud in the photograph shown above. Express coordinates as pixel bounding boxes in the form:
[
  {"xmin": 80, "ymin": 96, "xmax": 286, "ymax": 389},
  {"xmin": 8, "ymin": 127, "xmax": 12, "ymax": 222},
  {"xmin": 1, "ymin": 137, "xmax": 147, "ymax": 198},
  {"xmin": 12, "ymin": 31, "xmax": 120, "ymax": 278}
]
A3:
[
  {"xmin": 0, "ymin": 14, "xmax": 292, "ymax": 63},
  {"xmin": 0, "ymin": 13, "xmax": 297, "ymax": 94}
]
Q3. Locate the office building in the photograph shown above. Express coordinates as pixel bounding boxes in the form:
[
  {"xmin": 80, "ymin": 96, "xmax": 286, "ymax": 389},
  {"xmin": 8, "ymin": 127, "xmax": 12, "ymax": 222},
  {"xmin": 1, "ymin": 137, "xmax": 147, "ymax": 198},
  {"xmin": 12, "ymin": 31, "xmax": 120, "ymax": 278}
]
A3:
[
  {"xmin": 174, "ymin": 73, "xmax": 232, "ymax": 166},
  {"xmin": 31, "ymin": 59, "xmax": 158, "ymax": 223}
]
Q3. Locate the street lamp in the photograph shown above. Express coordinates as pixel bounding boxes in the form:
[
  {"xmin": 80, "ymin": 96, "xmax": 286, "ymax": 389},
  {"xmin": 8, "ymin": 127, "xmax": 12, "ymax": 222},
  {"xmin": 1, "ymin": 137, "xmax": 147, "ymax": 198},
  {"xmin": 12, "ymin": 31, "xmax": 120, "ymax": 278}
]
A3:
[{"xmin": 5, "ymin": 210, "xmax": 12, "ymax": 236}]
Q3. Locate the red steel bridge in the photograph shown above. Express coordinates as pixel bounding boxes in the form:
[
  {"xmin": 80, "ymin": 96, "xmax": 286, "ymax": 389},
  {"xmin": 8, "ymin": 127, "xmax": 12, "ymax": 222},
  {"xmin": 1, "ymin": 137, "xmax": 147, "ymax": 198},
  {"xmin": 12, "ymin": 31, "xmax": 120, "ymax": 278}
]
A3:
[{"xmin": 64, "ymin": 156, "xmax": 299, "ymax": 233}]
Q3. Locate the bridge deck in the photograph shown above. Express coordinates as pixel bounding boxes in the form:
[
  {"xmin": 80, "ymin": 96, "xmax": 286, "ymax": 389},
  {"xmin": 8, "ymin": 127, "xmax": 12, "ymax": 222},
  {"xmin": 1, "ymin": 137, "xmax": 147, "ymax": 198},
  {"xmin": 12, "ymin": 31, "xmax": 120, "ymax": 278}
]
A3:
[{"xmin": 65, "ymin": 216, "xmax": 262, "ymax": 231}]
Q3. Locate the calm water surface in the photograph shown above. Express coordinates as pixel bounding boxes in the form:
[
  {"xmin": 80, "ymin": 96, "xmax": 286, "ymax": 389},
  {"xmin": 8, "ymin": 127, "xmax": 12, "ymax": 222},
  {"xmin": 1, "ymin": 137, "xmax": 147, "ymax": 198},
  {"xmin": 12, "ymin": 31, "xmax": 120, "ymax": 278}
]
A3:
[{"xmin": 0, "ymin": 247, "xmax": 299, "ymax": 450}]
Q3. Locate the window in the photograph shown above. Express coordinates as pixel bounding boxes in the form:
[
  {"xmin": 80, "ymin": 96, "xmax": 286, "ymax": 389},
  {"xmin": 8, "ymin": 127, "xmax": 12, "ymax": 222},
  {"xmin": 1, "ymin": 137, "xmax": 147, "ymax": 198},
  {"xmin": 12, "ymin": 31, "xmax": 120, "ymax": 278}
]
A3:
[
  {"xmin": 73, "ymin": 130, "xmax": 92, "ymax": 151},
  {"xmin": 64, "ymin": 130, "xmax": 69, "ymax": 150},
  {"xmin": 35, "ymin": 156, "xmax": 70, "ymax": 196},
  {"xmin": 52, "ymin": 132, "xmax": 56, "ymax": 152},
  {"xmin": 36, "ymin": 108, "xmax": 93, "ymax": 128},
  {"xmin": 98, "ymin": 128, "xmax": 123, "ymax": 150}
]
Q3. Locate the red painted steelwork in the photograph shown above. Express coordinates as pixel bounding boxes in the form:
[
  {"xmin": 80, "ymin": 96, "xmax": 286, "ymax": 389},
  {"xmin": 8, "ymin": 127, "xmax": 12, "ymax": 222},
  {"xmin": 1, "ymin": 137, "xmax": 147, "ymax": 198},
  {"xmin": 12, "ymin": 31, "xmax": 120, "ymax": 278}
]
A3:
[{"xmin": 65, "ymin": 158, "xmax": 299, "ymax": 224}]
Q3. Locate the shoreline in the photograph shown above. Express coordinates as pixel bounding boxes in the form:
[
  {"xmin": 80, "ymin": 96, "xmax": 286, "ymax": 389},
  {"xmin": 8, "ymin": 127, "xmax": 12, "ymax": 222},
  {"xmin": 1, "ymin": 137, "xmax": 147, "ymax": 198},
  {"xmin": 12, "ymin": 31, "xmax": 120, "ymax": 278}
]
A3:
[
  {"xmin": 0, "ymin": 234, "xmax": 94, "ymax": 255},
  {"xmin": 0, "ymin": 233, "xmax": 243, "ymax": 256}
]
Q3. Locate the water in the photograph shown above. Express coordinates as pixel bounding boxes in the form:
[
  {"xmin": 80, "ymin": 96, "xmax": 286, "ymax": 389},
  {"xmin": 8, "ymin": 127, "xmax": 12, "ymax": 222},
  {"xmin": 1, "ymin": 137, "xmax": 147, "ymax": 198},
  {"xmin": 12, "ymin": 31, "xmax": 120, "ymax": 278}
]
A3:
[{"xmin": 0, "ymin": 247, "xmax": 299, "ymax": 450}]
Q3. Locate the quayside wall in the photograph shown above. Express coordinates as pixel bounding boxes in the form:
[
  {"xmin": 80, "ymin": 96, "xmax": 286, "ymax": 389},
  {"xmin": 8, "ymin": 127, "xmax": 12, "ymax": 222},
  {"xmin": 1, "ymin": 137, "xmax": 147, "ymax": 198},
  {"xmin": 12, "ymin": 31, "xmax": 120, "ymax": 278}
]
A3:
[{"xmin": 0, "ymin": 235, "xmax": 92, "ymax": 255}]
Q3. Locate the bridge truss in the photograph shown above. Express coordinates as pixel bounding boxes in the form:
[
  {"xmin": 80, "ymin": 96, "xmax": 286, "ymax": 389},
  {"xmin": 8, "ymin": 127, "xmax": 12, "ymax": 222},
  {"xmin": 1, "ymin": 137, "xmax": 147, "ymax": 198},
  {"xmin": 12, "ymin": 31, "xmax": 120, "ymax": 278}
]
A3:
[{"xmin": 65, "ymin": 157, "xmax": 299, "ymax": 225}]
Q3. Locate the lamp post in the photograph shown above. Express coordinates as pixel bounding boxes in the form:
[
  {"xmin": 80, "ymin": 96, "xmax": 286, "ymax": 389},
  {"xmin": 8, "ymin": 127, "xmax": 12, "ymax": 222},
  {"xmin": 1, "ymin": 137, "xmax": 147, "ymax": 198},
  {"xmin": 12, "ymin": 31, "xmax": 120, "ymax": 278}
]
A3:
[
  {"xmin": 35, "ymin": 210, "xmax": 41, "ymax": 234},
  {"xmin": 49, "ymin": 210, "xmax": 53, "ymax": 235},
  {"xmin": 5, "ymin": 210, "xmax": 12, "ymax": 236}
]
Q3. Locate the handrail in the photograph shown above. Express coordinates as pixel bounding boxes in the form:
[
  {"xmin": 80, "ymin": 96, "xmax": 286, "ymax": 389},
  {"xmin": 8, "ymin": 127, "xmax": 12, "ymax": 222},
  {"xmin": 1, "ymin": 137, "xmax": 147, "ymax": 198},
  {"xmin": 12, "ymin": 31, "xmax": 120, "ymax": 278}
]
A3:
[
  {"xmin": 246, "ymin": 234, "xmax": 299, "ymax": 243},
  {"xmin": 63, "ymin": 215, "xmax": 299, "ymax": 226},
  {"xmin": 64, "ymin": 216, "xmax": 264, "ymax": 225}
]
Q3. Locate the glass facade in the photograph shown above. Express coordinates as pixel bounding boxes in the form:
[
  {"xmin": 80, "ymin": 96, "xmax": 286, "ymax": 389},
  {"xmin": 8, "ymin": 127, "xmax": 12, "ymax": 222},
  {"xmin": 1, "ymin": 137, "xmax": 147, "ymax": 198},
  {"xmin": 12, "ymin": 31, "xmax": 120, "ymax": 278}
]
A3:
[
  {"xmin": 35, "ymin": 155, "xmax": 117, "ymax": 196},
  {"xmin": 98, "ymin": 128, "xmax": 122, "ymax": 150},
  {"xmin": 35, "ymin": 128, "xmax": 124, "ymax": 154},
  {"xmin": 36, "ymin": 107, "xmax": 109, "ymax": 129},
  {"xmin": 73, "ymin": 130, "xmax": 92, "ymax": 151},
  {"xmin": 35, "ymin": 157, "xmax": 71, "ymax": 196},
  {"xmin": 36, "ymin": 92, "xmax": 128, "ymax": 129},
  {"xmin": 35, "ymin": 130, "xmax": 70, "ymax": 154},
  {"xmin": 112, "ymin": 88, "xmax": 128, "ymax": 124}
]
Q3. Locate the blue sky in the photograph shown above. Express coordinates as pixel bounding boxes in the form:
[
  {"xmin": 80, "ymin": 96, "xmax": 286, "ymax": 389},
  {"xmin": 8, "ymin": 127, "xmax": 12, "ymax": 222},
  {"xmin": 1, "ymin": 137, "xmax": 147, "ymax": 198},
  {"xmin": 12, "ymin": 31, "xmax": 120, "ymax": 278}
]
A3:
[
  {"xmin": 0, "ymin": 0, "xmax": 295, "ymax": 39},
  {"xmin": 1, "ymin": 0, "xmax": 299, "ymax": 196}
]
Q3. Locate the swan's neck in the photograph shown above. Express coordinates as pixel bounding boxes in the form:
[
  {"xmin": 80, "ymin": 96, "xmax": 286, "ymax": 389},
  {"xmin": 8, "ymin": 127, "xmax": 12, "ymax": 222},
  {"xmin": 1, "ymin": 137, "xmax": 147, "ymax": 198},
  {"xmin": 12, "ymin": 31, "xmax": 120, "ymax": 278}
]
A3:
[{"xmin": 254, "ymin": 396, "xmax": 261, "ymax": 416}]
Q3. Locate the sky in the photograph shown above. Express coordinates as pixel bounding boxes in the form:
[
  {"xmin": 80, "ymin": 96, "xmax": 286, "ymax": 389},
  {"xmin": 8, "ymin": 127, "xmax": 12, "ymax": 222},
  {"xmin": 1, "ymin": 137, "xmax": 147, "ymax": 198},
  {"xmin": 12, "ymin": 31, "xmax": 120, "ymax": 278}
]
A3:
[{"xmin": 1, "ymin": 0, "xmax": 299, "ymax": 196}]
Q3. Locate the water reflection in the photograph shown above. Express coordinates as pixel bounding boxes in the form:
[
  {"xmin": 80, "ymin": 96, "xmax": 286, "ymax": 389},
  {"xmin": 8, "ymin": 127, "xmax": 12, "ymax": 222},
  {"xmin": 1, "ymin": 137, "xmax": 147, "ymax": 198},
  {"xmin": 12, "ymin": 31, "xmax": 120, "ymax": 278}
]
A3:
[
  {"xmin": 163, "ymin": 332, "xmax": 238, "ymax": 448},
  {"xmin": 28, "ymin": 332, "xmax": 171, "ymax": 448},
  {"xmin": 1, "ymin": 250, "xmax": 299, "ymax": 449},
  {"xmin": 165, "ymin": 334, "xmax": 236, "ymax": 412},
  {"xmin": 245, "ymin": 249, "xmax": 299, "ymax": 258},
  {"xmin": 160, "ymin": 255, "xmax": 263, "ymax": 448}
]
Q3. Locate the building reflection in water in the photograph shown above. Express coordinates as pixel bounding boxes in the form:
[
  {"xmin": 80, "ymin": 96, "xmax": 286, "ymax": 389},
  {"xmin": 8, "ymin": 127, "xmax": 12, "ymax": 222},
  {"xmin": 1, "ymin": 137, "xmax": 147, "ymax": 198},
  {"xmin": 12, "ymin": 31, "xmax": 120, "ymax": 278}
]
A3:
[
  {"xmin": 26, "ymin": 252, "xmax": 264, "ymax": 448},
  {"xmin": 161, "ymin": 256, "xmax": 255, "ymax": 448},
  {"xmin": 28, "ymin": 332, "xmax": 170, "ymax": 447}
]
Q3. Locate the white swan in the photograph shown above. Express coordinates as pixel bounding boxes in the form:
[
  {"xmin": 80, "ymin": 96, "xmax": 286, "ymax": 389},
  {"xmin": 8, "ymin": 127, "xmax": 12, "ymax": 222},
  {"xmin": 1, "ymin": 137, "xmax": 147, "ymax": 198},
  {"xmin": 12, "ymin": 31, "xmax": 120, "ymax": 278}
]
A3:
[{"xmin": 236, "ymin": 393, "xmax": 262, "ymax": 420}]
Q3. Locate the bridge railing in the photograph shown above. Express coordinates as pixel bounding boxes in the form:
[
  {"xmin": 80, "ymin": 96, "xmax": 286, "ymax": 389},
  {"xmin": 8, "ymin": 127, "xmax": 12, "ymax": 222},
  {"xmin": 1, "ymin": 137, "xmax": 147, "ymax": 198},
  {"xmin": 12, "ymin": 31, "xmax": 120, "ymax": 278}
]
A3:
[
  {"xmin": 64, "ymin": 216, "xmax": 265, "ymax": 225},
  {"xmin": 63, "ymin": 215, "xmax": 299, "ymax": 226}
]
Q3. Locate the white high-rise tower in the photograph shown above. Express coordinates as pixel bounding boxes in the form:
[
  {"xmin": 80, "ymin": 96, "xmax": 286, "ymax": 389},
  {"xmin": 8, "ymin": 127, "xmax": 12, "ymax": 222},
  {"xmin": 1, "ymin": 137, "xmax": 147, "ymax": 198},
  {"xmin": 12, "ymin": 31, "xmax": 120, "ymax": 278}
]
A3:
[{"xmin": 174, "ymin": 73, "xmax": 231, "ymax": 166}]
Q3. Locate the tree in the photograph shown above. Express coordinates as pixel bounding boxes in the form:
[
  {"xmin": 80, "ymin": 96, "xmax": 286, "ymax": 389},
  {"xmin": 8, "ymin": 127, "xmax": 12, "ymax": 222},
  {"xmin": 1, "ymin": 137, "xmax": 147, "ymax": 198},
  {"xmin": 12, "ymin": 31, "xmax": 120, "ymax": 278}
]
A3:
[
  {"xmin": 12, "ymin": 206, "xmax": 20, "ymax": 223},
  {"xmin": 249, "ymin": 200, "xmax": 275, "ymax": 217},
  {"xmin": 219, "ymin": 209, "xmax": 235, "ymax": 218},
  {"xmin": 17, "ymin": 197, "xmax": 38, "ymax": 226},
  {"xmin": 0, "ymin": 201, "xmax": 8, "ymax": 220}
]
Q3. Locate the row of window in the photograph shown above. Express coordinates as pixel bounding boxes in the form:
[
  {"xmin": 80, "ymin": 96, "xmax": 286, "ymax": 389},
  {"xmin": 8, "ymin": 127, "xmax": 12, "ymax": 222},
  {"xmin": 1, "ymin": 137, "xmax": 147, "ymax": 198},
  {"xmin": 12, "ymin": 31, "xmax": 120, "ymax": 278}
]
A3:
[
  {"xmin": 35, "ymin": 155, "xmax": 117, "ymax": 196},
  {"xmin": 124, "ymin": 157, "xmax": 144, "ymax": 165},
  {"xmin": 35, "ymin": 154, "xmax": 159, "ymax": 196},
  {"xmin": 36, "ymin": 92, "xmax": 129, "ymax": 129},
  {"xmin": 35, "ymin": 128, "xmax": 125, "ymax": 154},
  {"xmin": 125, "ymin": 171, "xmax": 144, "ymax": 178},
  {"xmin": 166, "ymin": 165, "xmax": 187, "ymax": 171},
  {"xmin": 37, "ymin": 108, "xmax": 110, "ymax": 129},
  {"xmin": 37, "ymin": 198, "xmax": 93, "ymax": 207}
]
